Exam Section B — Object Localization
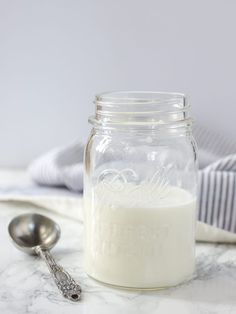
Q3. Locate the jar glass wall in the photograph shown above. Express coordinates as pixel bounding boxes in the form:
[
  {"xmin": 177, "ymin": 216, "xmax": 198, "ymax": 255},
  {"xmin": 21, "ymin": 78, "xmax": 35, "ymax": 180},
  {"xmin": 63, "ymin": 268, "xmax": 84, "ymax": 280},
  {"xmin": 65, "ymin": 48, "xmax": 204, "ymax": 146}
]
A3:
[{"xmin": 84, "ymin": 91, "xmax": 198, "ymax": 289}]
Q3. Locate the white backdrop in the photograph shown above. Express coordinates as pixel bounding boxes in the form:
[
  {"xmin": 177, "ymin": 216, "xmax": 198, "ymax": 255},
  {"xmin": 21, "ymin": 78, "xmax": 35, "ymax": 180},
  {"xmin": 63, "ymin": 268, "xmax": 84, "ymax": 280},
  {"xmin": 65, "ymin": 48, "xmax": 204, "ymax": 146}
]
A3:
[{"xmin": 0, "ymin": 0, "xmax": 235, "ymax": 167}]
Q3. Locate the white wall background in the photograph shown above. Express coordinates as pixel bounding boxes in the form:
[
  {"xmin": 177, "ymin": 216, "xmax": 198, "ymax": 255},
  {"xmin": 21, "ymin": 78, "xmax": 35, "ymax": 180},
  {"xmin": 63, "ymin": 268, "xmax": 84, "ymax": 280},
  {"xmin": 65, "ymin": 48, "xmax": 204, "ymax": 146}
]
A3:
[{"xmin": 0, "ymin": 0, "xmax": 235, "ymax": 167}]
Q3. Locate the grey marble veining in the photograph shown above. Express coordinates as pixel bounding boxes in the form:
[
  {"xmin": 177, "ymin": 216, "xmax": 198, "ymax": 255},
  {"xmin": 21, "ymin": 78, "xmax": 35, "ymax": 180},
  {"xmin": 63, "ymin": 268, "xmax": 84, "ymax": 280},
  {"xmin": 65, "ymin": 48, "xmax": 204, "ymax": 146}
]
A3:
[{"xmin": 1, "ymin": 202, "xmax": 236, "ymax": 314}]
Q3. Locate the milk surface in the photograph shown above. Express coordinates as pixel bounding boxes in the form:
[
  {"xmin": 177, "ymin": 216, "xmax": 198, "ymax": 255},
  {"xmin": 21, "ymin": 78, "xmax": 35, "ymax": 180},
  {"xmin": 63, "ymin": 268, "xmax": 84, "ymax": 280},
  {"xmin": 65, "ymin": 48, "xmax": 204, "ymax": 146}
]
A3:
[{"xmin": 84, "ymin": 182, "xmax": 196, "ymax": 288}]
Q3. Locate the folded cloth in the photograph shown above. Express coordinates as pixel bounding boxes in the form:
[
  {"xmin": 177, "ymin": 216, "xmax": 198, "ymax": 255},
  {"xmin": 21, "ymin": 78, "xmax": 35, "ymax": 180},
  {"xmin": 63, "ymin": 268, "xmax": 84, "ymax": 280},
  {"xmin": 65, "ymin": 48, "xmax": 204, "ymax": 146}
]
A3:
[
  {"xmin": 195, "ymin": 124, "xmax": 236, "ymax": 233},
  {"xmin": 29, "ymin": 141, "xmax": 84, "ymax": 192},
  {"xmin": 28, "ymin": 123, "xmax": 236, "ymax": 233}
]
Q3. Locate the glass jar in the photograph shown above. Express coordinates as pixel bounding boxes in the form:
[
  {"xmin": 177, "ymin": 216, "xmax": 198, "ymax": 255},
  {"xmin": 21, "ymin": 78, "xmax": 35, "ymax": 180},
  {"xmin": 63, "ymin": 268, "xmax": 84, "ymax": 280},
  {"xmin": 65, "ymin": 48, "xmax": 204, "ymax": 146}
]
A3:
[{"xmin": 84, "ymin": 91, "xmax": 198, "ymax": 290}]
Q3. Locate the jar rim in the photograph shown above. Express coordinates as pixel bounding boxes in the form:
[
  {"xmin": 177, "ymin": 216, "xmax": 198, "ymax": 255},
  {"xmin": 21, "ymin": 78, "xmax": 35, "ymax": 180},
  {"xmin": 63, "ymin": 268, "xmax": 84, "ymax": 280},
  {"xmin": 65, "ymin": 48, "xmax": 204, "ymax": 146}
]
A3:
[
  {"xmin": 91, "ymin": 90, "xmax": 192, "ymax": 129},
  {"xmin": 95, "ymin": 91, "xmax": 186, "ymax": 106}
]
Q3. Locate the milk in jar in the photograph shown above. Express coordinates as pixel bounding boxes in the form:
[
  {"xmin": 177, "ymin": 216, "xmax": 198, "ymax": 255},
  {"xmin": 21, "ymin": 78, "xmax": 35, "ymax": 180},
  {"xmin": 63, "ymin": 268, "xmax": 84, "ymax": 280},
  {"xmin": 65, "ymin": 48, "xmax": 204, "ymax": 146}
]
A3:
[{"xmin": 84, "ymin": 181, "xmax": 196, "ymax": 288}]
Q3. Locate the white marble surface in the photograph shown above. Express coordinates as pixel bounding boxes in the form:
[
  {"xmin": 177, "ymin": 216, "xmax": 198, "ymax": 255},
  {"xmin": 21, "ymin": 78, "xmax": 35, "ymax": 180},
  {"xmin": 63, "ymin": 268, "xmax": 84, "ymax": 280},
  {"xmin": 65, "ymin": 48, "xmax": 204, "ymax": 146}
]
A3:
[{"xmin": 1, "ymin": 202, "xmax": 236, "ymax": 314}]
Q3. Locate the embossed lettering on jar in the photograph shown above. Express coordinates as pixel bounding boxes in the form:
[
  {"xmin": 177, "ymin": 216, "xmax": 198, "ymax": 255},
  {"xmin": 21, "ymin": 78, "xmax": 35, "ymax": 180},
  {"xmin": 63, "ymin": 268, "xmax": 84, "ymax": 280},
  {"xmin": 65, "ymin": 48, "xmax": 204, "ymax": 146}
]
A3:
[{"xmin": 84, "ymin": 91, "xmax": 198, "ymax": 289}]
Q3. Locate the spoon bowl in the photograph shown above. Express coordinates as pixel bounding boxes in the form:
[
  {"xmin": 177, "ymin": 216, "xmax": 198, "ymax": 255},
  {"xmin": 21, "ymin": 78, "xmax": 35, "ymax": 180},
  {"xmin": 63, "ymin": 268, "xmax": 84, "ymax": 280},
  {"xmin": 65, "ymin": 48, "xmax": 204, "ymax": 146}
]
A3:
[{"xmin": 8, "ymin": 213, "xmax": 60, "ymax": 254}]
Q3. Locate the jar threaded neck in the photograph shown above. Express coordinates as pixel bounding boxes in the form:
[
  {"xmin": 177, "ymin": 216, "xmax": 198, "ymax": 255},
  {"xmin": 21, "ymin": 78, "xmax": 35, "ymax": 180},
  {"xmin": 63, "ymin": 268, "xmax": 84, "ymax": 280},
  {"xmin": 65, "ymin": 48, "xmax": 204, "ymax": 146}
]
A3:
[{"xmin": 90, "ymin": 91, "xmax": 192, "ymax": 129}]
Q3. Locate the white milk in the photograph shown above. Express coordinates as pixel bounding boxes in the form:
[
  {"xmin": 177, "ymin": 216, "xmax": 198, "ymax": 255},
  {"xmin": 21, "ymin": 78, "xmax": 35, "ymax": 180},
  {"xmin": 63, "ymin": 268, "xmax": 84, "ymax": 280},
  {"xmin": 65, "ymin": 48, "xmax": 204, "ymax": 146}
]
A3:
[{"xmin": 84, "ymin": 182, "xmax": 196, "ymax": 289}]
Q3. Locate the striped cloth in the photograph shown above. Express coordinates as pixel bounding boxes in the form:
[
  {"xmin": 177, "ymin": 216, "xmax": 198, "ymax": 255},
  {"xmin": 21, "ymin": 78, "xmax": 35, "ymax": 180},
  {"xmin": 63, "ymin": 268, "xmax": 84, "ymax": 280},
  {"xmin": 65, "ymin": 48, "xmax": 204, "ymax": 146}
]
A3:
[
  {"xmin": 29, "ymin": 124, "xmax": 236, "ymax": 233},
  {"xmin": 195, "ymin": 124, "xmax": 236, "ymax": 233},
  {"xmin": 29, "ymin": 141, "xmax": 84, "ymax": 192}
]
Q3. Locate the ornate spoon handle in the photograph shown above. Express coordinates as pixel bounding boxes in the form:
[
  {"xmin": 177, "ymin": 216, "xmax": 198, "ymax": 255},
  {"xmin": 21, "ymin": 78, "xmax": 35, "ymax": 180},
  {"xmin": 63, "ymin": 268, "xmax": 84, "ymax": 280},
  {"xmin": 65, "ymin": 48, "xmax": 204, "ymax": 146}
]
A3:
[{"xmin": 36, "ymin": 247, "xmax": 82, "ymax": 302}]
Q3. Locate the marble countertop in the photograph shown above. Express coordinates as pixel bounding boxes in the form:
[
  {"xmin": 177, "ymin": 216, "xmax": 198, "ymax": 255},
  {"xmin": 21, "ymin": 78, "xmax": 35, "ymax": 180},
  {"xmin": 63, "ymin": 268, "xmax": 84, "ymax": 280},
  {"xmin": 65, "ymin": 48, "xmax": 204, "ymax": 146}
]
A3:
[{"xmin": 1, "ymin": 202, "xmax": 236, "ymax": 314}]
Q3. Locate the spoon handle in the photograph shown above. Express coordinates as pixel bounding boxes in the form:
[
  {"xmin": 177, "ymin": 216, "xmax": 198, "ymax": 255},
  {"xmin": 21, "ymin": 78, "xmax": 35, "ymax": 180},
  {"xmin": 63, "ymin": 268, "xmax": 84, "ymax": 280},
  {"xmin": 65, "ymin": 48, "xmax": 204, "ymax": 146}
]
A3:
[{"xmin": 36, "ymin": 248, "xmax": 82, "ymax": 302}]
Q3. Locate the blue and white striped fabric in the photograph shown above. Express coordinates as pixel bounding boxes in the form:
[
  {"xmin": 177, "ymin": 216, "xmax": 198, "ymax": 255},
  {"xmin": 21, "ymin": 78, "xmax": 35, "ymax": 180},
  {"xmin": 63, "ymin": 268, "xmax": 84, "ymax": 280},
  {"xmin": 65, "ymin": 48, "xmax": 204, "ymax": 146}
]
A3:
[
  {"xmin": 29, "ymin": 124, "xmax": 236, "ymax": 233},
  {"xmin": 29, "ymin": 141, "xmax": 84, "ymax": 192},
  {"xmin": 195, "ymin": 125, "xmax": 236, "ymax": 233}
]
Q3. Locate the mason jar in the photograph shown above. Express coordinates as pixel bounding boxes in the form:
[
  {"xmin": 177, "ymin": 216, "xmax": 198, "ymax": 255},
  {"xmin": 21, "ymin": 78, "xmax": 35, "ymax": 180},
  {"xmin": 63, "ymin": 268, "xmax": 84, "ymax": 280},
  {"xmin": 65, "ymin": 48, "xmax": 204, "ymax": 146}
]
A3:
[{"xmin": 84, "ymin": 91, "xmax": 198, "ymax": 289}]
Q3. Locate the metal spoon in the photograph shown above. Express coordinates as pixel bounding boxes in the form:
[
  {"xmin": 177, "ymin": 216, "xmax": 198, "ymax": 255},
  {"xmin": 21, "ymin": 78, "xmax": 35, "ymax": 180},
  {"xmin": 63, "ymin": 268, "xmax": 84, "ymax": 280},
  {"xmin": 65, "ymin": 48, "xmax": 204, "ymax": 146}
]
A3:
[{"xmin": 8, "ymin": 213, "xmax": 82, "ymax": 302}]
